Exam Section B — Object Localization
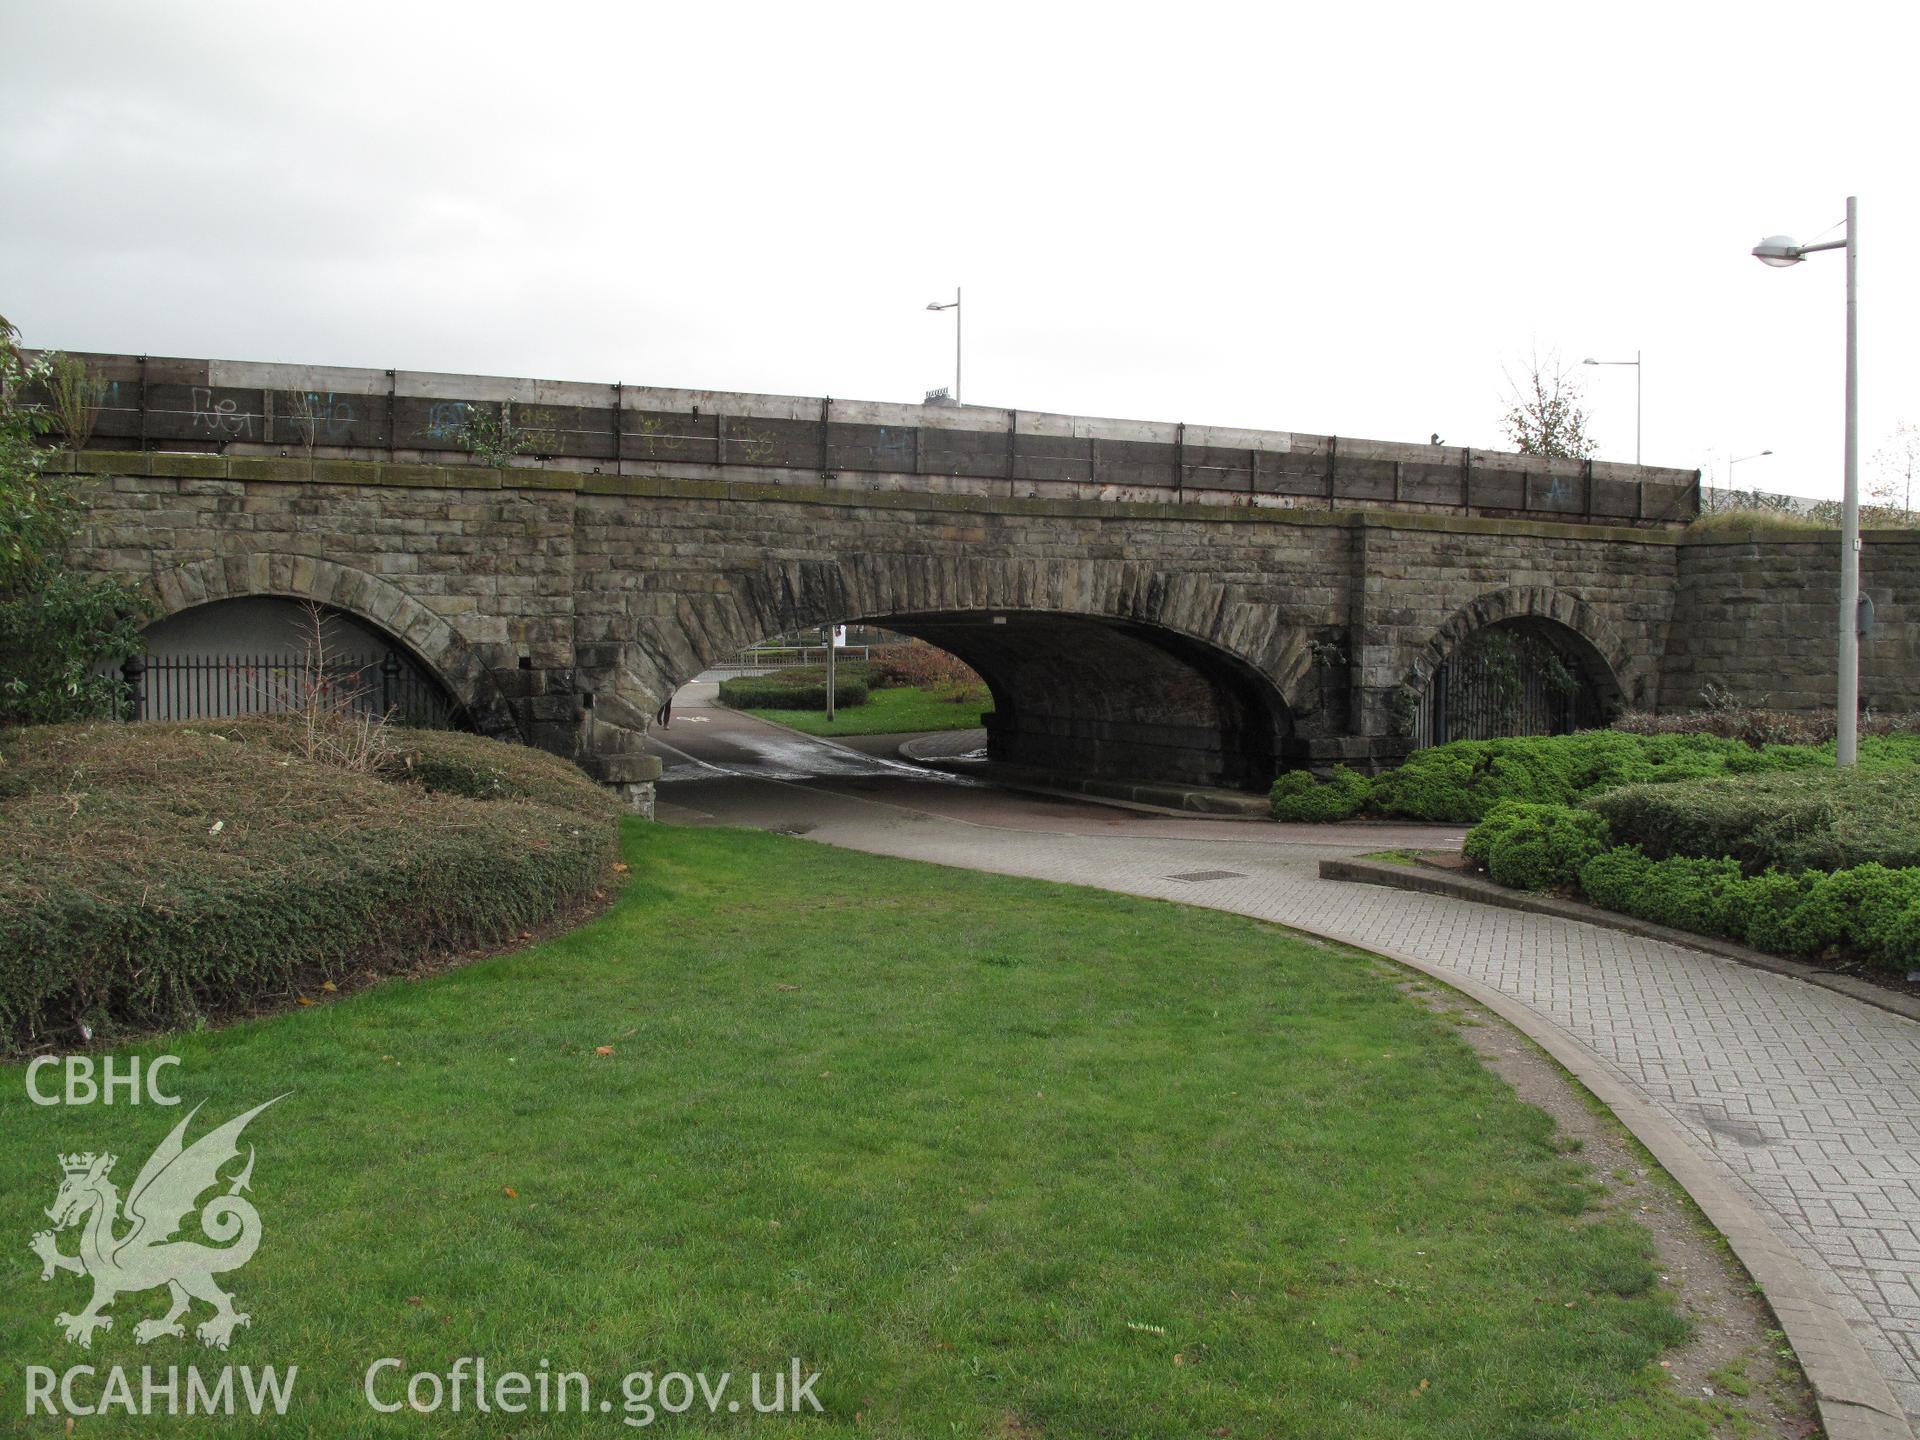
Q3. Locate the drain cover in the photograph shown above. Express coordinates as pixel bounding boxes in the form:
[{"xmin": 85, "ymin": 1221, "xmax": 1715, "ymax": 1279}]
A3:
[{"xmin": 1167, "ymin": 870, "xmax": 1244, "ymax": 883}]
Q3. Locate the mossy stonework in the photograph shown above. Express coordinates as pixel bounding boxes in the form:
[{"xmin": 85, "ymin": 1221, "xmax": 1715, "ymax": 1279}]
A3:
[{"xmin": 60, "ymin": 448, "xmax": 1920, "ymax": 798}]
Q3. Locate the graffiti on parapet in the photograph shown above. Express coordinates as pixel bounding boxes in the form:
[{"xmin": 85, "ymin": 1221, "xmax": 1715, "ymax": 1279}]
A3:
[
  {"xmin": 424, "ymin": 401, "xmax": 473, "ymax": 443},
  {"xmin": 285, "ymin": 392, "xmax": 357, "ymax": 443},
  {"xmin": 191, "ymin": 388, "xmax": 253, "ymax": 440}
]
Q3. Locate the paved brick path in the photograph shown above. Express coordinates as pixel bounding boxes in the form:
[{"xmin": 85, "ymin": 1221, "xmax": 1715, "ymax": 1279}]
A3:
[{"xmin": 652, "ymin": 696, "xmax": 1920, "ymax": 1427}]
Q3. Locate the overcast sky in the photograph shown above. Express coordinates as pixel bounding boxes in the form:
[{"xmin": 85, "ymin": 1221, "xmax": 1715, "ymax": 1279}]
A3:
[{"xmin": 3, "ymin": 1, "xmax": 1914, "ymax": 500}]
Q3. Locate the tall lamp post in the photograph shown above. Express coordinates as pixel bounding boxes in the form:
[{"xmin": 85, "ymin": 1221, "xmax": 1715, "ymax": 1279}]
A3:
[
  {"xmin": 926, "ymin": 288, "xmax": 961, "ymax": 403},
  {"xmin": 1753, "ymin": 198, "xmax": 1859, "ymax": 767},
  {"xmin": 1726, "ymin": 448, "xmax": 1773, "ymax": 491},
  {"xmin": 1581, "ymin": 351, "xmax": 1642, "ymax": 464}
]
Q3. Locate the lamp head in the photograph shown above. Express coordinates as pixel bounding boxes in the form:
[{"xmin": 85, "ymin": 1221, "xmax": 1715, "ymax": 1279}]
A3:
[
  {"xmin": 1582, "ymin": 357, "xmax": 1599, "ymax": 365},
  {"xmin": 1752, "ymin": 235, "xmax": 1803, "ymax": 268}
]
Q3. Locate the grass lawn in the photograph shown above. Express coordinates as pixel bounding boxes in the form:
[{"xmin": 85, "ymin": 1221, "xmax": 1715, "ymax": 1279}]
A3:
[
  {"xmin": 737, "ymin": 683, "xmax": 988, "ymax": 737},
  {"xmin": 3, "ymin": 823, "xmax": 1716, "ymax": 1436}
]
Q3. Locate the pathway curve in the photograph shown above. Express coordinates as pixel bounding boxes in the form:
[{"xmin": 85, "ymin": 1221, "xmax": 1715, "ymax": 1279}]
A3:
[{"xmin": 648, "ymin": 682, "xmax": 1920, "ymax": 1429}]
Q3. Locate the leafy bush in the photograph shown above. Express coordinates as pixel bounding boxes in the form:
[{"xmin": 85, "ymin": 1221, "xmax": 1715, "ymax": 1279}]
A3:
[
  {"xmin": 0, "ymin": 719, "xmax": 619, "ymax": 1049},
  {"xmin": 1589, "ymin": 764, "xmax": 1920, "ymax": 874},
  {"xmin": 1768, "ymin": 864, "xmax": 1920, "ymax": 967},
  {"xmin": 1269, "ymin": 765, "xmax": 1369, "ymax": 822},
  {"xmin": 0, "ymin": 335, "xmax": 150, "ymax": 723},
  {"xmin": 1574, "ymin": 847, "xmax": 1656, "ymax": 916},
  {"xmin": 1369, "ymin": 731, "xmax": 1776, "ymax": 822},
  {"xmin": 718, "ymin": 673, "xmax": 870, "ymax": 710},
  {"xmin": 1572, "ymin": 845, "xmax": 1920, "ymax": 971},
  {"xmin": 1575, "ymin": 847, "xmax": 1748, "ymax": 939},
  {"xmin": 1740, "ymin": 870, "xmax": 1825, "ymax": 956},
  {"xmin": 1464, "ymin": 802, "xmax": 1611, "ymax": 892}
]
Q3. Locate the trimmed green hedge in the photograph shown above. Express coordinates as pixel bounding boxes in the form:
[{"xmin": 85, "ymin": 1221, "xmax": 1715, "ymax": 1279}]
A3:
[
  {"xmin": 1464, "ymin": 800, "xmax": 1920, "ymax": 971},
  {"xmin": 1270, "ymin": 765, "xmax": 1368, "ymax": 821},
  {"xmin": 1272, "ymin": 730, "xmax": 1920, "ymax": 826},
  {"xmin": 1576, "ymin": 848, "xmax": 1919, "ymax": 971},
  {"xmin": 0, "ymin": 719, "xmax": 620, "ymax": 1049},
  {"xmin": 1367, "ymin": 731, "xmax": 1832, "ymax": 822},
  {"xmin": 1462, "ymin": 801, "xmax": 1611, "ymax": 892},
  {"xmin": 718, "ymin": 674, "xmax": 869, "ymax": 710},
  {"xmin": 1589, "ymin": 765, "xmax": 1920, "ymax": 874}
]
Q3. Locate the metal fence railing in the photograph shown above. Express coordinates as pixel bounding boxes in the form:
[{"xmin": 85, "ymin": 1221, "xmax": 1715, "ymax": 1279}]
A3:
[
  {"xmin": 29, "ymin": 351, "xmax": 1708, "ymax": 528},
  {"xmin": 733, "ymin": 645, "xmax": 870, "ymax": 669},
  {"xmin": 124, "ymin": 652, "xmax": 458, "ymax": 728},
  {"xmin": 1414, "ymin": 631, "xmax": 1605, "ymax": 747}
]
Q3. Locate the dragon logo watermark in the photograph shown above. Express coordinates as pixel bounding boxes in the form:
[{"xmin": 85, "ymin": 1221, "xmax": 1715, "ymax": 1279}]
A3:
[{"xmin": 30, "ymin": 1097, "xmax": 285, "ymax": 1351}]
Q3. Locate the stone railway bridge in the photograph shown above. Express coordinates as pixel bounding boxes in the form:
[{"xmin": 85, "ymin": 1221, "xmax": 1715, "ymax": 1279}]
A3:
[{"xmin": 44, "ymin": 354, "xmax": 1920, "ymax": 806}]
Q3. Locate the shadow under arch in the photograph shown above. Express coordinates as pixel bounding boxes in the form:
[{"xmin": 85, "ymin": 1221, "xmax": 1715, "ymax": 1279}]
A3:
[
  {"xmin": 591, "ymin": 554, "xmax": 1324, "ymax": 793},
  {"xmin": 872, "ymin": 609, "xmax": 1295, "ymax": 792},
  {"xmin": 144, "ymin": 555, "xmax": 523, "ymax": 741}
]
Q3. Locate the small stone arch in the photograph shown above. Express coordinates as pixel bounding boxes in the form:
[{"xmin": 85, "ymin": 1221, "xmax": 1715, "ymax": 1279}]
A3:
[
  {"xmin": 1407, "ymin": 586, "xmax": 1632, "ymax": 699},
  {"xmin": 144, "ymin": 554, "xmax": 523, "ymax": 741},
  {"xmin": 1402, "ymin": 587, "xmax": 1631, "ymax": 744}
]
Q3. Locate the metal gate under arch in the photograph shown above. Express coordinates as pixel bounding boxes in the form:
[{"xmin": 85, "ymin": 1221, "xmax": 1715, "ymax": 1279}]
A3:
[{"xmin": 1415, "ymin": 623, "xmax": 1608, "ymax": 747}]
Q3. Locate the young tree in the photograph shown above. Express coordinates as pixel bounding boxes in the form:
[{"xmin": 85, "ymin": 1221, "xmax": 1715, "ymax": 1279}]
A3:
[
  {"xmin": 1498, "ymin": 351, "xmax": 1598, "ymax": 460},
  {"xmin": 0, "ymin": 322, "xmax": 151, "ymax": 724},
  {"xmin": 1871, "ymin": 421, "xmax": 1918, "ymax": 515}
]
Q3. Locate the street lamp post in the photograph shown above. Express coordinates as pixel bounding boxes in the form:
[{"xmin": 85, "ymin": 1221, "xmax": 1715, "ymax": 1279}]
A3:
[
  {"xmin": 1581, "ymin": 351, "xmax": 1642, "ymax": 464},
  {"xmin": 823, "ymin": 622, "xmax": 836, "ymax": 722},
  {"xmin": 1726, "ymin": 448, "xmax": 1773, "ymax": 491},
  {"xmin": 1753, "ymin": 197, "xmax": 1860, "ymax": 766},
  {"xmin": 926, "ymin": 288, "xmax": 961, "ymax": 403}
]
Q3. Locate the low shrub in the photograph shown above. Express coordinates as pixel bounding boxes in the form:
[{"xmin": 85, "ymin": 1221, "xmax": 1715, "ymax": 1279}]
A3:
[
  {"xmin": 867, "ymin": 644, "xmax": 984, "ymax": 695},
  {"xmin": 1575, "ymin": 847, "xmax": 1748, "ymax": 940},
  {"xmin": 1613, "ymin": 703, "xmax": 1920, "ymax": 748},
  {"xmin": 1769, "ymin": 864, "xmax": 1920, "ymax": 967},
  {"xmin": 1464, "ymin": 802, "xmax": 1610, "ymax": 892},
  {"xmin": 1365, "ymin": 729, "xmax": 1920, "ymax": 826},
  {"xmin": 1589, "ymin": 764, "xmax": 1920, "ymax": 874},
  {"xmin": 1571, "ymin": 845, "xmax": 1920, "ymax": 971},
  {"xmin": 1269, "ymin": 765, "xmax": 1369, "ymax": 822},
  {"xmin": 718, "ymin": 674, "xmax": 870, "ymax": 710},
  {"xmin": 1739, "ymin": 870, "xmax": 1826, "ymax": 956},
  {"xmin": 0, "ymin": 719, "xmax": 619, "ymax": 1049},
  {"xmin": 1368, "ymin": 731, "xmax": 1768, "ymax": 823}
]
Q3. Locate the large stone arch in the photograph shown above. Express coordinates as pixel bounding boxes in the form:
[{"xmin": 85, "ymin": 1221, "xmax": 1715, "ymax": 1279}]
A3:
[
  {"xmin": 585, "ymin": 554, "xmax": 1319, "ymax": 792},
  {"xmin": 145, "ymin": 554, "xmax": 523, "ymax": 741}
]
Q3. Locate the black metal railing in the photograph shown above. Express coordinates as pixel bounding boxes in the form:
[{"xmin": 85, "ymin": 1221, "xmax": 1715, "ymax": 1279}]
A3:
[
  {"xmin": 1415, "ymin": 631, "xmax": 1604, "ymax": 747},
  {"xmin": 122, "ymin": 652, "xmax": 457, "ymax": 728},
  {"xmin": 29, "ymin": 351, "xmax": 1707, "ymax": 527}
]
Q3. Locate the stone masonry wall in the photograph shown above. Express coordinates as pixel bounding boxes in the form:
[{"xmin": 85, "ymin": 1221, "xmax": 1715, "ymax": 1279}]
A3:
[
  {"xmin": 67, "ymin": 452, "xmax": 1915, "ymax": 792},
  {"xmin": 1659, "ymin": 531, "xmax": 1920, "ymax": 715}
]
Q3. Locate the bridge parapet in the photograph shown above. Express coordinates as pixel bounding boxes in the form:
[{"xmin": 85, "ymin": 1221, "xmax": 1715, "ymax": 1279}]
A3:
[{"xmin": 30, "ymin": 352, "xmax": 1701, "ymax": 527}]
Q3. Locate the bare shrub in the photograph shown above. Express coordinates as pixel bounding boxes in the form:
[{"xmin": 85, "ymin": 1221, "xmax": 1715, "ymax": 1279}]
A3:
[
  {"xmin": 868, "ymin": 643, "xmax": 987, "ymax": 702},
  {"xmin": 292, "ymin": 602, "xmax": 399, "ymax": 773},
  {"xmin": 1613, "ymin": 694, "xmax": 1920, "ymax": 748}
]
